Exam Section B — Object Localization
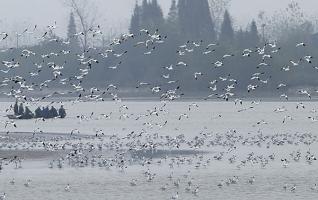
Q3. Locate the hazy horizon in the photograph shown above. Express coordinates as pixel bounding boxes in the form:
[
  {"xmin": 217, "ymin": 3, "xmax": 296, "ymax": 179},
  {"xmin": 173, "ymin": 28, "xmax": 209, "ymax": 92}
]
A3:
[{"xmin": 0, "ymin": 0, "xmax": 317, "ymax": 39}]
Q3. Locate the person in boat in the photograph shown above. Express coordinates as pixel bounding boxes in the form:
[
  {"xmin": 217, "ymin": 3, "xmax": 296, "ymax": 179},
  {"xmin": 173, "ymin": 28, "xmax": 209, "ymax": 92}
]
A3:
[
  {"xmin": 22, "ymin": 106, "xmax": 34, "ymax": 119},
  {"xmin": 18, "ymin": 103, "xmax": 24, "ymax": 116},
  {"xmin": 43, "ymin": 107, "xmax": 49, "ymax": 118},
  {"xmin": 9, "ymin": 102, "xmax": 67, "ymax": 119},
  {"xmin": 49, "ymin": 106, "xmax": 59, "ymax": 118},
  {"xmin": 59, "ymin": 105, "xmax": 66, "ymax": 118},
  {"xmin": 14, "ymin": 101, "xmax": 19, "ymax": 115},
  {"xmin": 35, "ymin": 107, "xmax": 43, "ymax": 118}
]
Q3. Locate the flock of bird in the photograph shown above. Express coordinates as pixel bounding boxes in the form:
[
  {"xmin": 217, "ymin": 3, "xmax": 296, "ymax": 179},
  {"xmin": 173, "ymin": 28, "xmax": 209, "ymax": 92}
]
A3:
[
  {"xmin": 0, "ymin": 23, "xmax": 315, "ymax": 103},
  {"xmin": 0, "ymin": 21, "xmax": 318, "ymax": 199},
  {"xmin": 1, "ymin": 128, "xmax": 318, "ymax": 198}
]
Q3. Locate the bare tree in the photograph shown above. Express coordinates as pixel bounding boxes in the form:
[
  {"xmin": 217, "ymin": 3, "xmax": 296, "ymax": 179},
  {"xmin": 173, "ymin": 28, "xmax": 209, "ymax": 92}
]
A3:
[
  {"xmin": 259, "ymin": 1, "xmax": 314, "ymax": 41},
  {"xmin": 65, "ymin": 0, "xmax": 98, "ymax": 52},
  {"xmin": 208, "ymin": 0, "xmax": 231, "ymax": 34}
]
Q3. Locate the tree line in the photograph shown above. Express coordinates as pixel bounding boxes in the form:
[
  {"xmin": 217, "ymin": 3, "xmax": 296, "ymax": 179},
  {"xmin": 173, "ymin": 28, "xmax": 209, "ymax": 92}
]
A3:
[{"xmin": 0, "ymin": 0, "xmax": 317, "ymax": 98}]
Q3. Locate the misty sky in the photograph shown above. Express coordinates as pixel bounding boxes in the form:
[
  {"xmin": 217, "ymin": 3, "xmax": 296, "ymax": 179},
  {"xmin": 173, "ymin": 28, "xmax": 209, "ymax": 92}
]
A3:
[{"xmin": 0, "ymin": 0, "xmax": 317, "ymax": 38}]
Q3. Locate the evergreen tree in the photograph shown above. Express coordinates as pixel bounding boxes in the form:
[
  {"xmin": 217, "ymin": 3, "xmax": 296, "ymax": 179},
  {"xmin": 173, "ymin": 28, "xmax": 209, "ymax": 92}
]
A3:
[
  {"xmin": 235, "ymin": 28, "xmax": 248, "ymax": 48},
  {"xmin": 150, "ymin": 0, "xmax": 164, "ymax": 29},
  {"xmin": 141, "ymin": 0, "xmax": 151, "ymax": 28},
  {"xmin": 249, "ymin": 20, "xmax": 260, "ymax": 46},
  {"xmin": 219, "ymin": 10, "xmax": 234, "ymax": 44},
  {"xmin": 166, "ymin": 0, "xmax": 179, "ymax": 35},
  {"xmin": 177, "ymin": 0, "xmax": 187, "ymax": 37},
  {"xmin": 199, "ymin": 0, "xmax": 216, "ymax": 40},
  {"xmin": 178, "ymin": 0, "xmax": 216, "ymax": 40},
  {"xmin": 129, "ymin": 2, "xmax": 141, "ymax": 34},
  {"xmin": 14, "ymin": 101, "xmax": 19, "ymax": 115},
  {"xmin": 140, "ymin": 0, "xmax": 164, "ymax": 31},
  {"xmin": 67, "ymin": 12, "xmax": 80, "ymax": 50}
]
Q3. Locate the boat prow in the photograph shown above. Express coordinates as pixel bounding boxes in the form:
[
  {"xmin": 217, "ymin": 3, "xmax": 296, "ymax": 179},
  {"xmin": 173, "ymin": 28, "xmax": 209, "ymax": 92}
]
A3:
[{"xmin": 6, "ymin": 115, "xmax": 22, "ymax": 119}]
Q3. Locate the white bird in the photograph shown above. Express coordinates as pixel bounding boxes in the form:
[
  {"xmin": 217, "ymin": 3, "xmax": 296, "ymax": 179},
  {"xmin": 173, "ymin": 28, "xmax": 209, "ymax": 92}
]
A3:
[
  {"xmin": 281, "ymin": 65, "xmax": 290, "ymax": 71},
  {"xmin": 192, "ymin": 186, "xmax": 199, "ymax": 195},
  {"xmin": 0, "ymin": 69, "xmax": 10, "ymax": 73},
  {"xmin": 258, "ymin": 62, "xmax": 268, "ymax": 67},
  {"xmin": 217, "ymin": 181, "xmax": 224, "ymax": 188},
  {"xmin": 248, "ymin": 176, "xmax": 255, "ymax": 184},
  {"xmin": 24, "ymin": 179, "xmax": 31, "ymax": 187},
  {"xmin": 162, "ymin": 74, "xmax": 170, "ymax": 79},
  {"xmin": 310, "ymin": 183, "xmax": 318, "ymax": 191},
  {"xmin": 209, "ymin": 85, "xmax": 217, "ymax": 92},
  {"xmin": 299, "ymin": 89, "xmax": 311, "ymax": 99},
  {"xmin": 173, "ymin": 179, "xmax": 180, "ymax": 188},
  {"xmin": 107, "ymin": 84, "xmax": 118, "ymax": 91},
  {"xmin": 283, "ymin": 184, "xmax": 288, "ymax": 191},
  {"xmin": 222, "ymin": 54, "xmax": 234, "ymax": 59},
  {"xmin": 281, "ymin": 159, "xmax": 289, "ymax": 168},
  {"xmin": 130, "ymin": 179, "xmax": 137, "ymax": 186},
  {"xmin": 290, "ymin": 184, "xmax": 296, "ymax": 192},
  {"xmin": 185, "ymin": 48, "xmax": 194, "ymax": 52},
  {"xmin": 206, "ymin": 43, "xmax": 218, "ymax": 48},
  {"xmin": 304, "ymin": 55, "xmax": 312, "ymax": 63},
  {"xmin": 247, "ymin": 84, "xmax": 258, "ymax": 92},
  {"xmin": 64, "ymin": 184, "xmax": 71, "ymax": 192},
  {"xmin": 178, "ymin": 113, "xmax": 188, "ymax": 120},
  {"xmin": 188, "ymin": 103, "xmax": 199, "ymax": 111},
  {"xmin": 176, "ymin": 61, "xmax": 187, "ymax": 67},
  {"xmin": 274, "ymin": 106, "xmax": 287, "ymax": 113},
  {"xmin": 214, "ymin": 61, "xmax": 223, "ymax": 68},
  {"xmin": 308, "ymin": 116, "xmax": 318, "ymax": 122},
  {"xmin": 137, "ymin": 82, "xmax": 150, "ymax": 88},
  {"xmin": 194, "ymin": 72, "xmax": 203, "ymax": 80},
  {"xmin": 152, "ymin": 86, "xmax": 161, "ymax": 93},
  {"xmin": 160, "ymin": 184, "xmax": 168, "ymax": 191},
  {"xmin": 164, "ymin": 65, "xmax": 174, "ymax": 71},
  {"xmin": 296, "ymin": 102, "xmax": 305, "ymax": 109},
  {"xmin": 280, "ymin": 94, "xmax": 288, "ymax": 101},
  {"xmin": 267, "ymin": 41, "xmax": 277, "ymax": 48},
  {"xmin": 296, "ymin": 42, "xmax": 306, "ymax": 47},
  {"xmin": 290, "ymin": 60, "xmax": 300, "ymax": 66},
  {"xmin": 0, "ymin": 193, "xmax": 5, "ymax": 200},
  {"xmin": 185, "ymin": 185, "xmax": 192, "ymax": 192},
  {"xmin": 234, "ymin": 99, "xmax": 242, "ymax": 105},
  {"xmin": 171, "ymin": 192, "xmax": 179, "ymax": 199},
  {"xmin": 277, "ymin": 83, "xmax": 287, "ymax": 89},
  {"xmin": 144, "ymin": 50, "xmax": 153, "ymax": 55}
]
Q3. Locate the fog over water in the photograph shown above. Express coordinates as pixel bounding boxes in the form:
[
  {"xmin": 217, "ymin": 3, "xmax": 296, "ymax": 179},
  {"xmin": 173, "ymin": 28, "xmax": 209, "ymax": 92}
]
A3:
[{"xmin": 0, "ymin": 0, "xmax": 317, "ymax": 37}]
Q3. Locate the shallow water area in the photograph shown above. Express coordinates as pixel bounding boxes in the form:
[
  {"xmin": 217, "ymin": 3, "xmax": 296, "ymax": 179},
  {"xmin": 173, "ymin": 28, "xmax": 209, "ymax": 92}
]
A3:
[{"xmin": 1, "ymin": 101, "xmax": 318, "ymax": 199}]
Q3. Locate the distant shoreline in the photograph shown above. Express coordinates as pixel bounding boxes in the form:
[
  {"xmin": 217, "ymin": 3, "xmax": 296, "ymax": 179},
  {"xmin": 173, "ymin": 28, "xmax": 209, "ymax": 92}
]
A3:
[
  {"xmin": 0, "ymin": 150, "xmax": 62, "ymax": 160},
  {"xmin": 0, "ymin": 131, "xmax": 95, "ymax": 138},
  {"xmin": 0, "ymin": 96, "xmax": 317, "ymax": 103}
]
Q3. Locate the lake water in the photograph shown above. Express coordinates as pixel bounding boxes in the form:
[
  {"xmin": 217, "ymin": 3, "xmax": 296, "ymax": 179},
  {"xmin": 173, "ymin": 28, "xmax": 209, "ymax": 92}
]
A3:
[{"xmin": 1, "ymin": 101, "xmax": 318, "ymax": 199}]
